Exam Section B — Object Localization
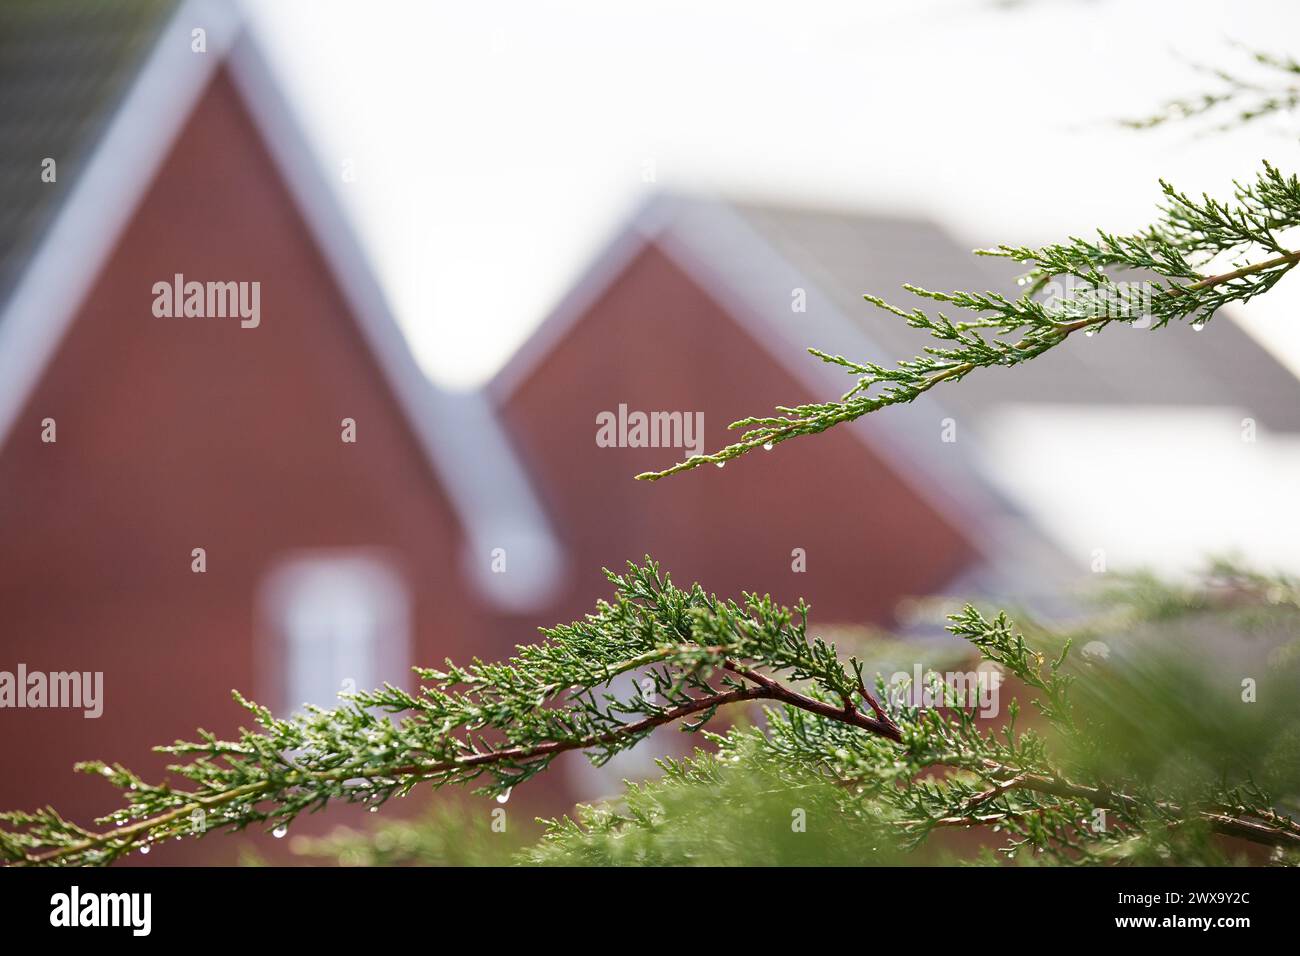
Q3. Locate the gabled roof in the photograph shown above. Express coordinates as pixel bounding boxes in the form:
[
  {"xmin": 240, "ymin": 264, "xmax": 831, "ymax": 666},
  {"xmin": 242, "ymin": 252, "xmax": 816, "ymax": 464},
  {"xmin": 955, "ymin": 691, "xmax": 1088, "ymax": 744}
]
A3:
[
  {"xmin": 0, "ymin": 0, "xmax": 563, "ymax": 612},
  {"xmin": 488, "ymin": 193, "xmax": 1016, "ymax": 559},
  {"xmin": 0, "ymin": 0, "xmax": 176, "ymax": 304}
]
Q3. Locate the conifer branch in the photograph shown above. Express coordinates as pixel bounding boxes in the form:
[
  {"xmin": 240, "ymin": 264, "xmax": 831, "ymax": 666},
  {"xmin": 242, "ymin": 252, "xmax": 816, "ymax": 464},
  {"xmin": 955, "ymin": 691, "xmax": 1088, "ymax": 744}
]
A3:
[
  {"xmin": 4, "ymin": 561, "xmax": 1296, "ymax": 866},
  {"xmin": 638, "ymin": 162, "xmax": 1300, "ymax": 480},
  {"xmin": 0, "ymin": 561, "xmax": 903, "ymax": 866},
  {"xmin": 1124, "ymin": 45, "xmax": 1300, "ymax": 134},
  {"xmin": 960, "ymin": 766, "xmax": 1300, "ymax": 850}
]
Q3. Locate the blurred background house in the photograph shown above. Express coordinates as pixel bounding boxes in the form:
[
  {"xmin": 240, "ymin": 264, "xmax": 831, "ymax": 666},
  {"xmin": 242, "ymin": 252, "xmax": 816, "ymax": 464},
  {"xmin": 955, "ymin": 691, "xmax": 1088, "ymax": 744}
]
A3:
[
  {"xmin": 0, "ymin": 1, "xmax": 563, "ymax": 858},
  {"xmin": 1, "ymin": 0, "xmax": 1298, "ymax": 862},
  {"xmin": 491, "ymin": 192, "xmax": 1300, "ymax": 628}
]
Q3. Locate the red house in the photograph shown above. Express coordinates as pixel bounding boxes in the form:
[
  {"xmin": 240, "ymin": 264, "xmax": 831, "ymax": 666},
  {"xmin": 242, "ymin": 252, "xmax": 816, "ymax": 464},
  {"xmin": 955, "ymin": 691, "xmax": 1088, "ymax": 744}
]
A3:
[
  {"xmin": 491, "ymin": 193, "xmax": 1300, "ymax": 632},
  {"xmin": 491, "ymin": 196, "xmax": 998, "ymax": 635},
  {"xmin": 0, "ymin": 1, "xmax": 562, "ymax": 858},
  {"xmin": 5, "ymin": 0, "xmax": 1298, "ymax": 862}
]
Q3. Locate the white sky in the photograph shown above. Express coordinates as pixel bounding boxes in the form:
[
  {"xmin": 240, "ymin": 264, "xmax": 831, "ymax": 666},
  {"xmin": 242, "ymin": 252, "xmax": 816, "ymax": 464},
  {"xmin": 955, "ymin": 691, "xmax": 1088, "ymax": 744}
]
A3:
[{"xmin": 244, "ymin": 0, "xmax": 1300, "ymax": 390}]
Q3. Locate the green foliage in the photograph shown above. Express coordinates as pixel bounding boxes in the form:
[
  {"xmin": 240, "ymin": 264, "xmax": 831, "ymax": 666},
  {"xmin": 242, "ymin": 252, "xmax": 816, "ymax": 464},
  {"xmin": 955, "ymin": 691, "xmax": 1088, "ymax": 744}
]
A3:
[
  {"xmin": 300, "ymin": 736, "xmax": 908, "ymax": 867},
  {"xmin": 290, "ymin": 800, "xmax": 534, "ymax": 867},
  {"xmin": 1124, "ymin": 45, "xmax": 1300, "ymax": 134},
  {"xmin": 3, "ymin": 559, "xmax": 1297, "ymax": 867},
  {"xmin": 0, "ymin": 560, "xmax": 893, "ymax": 866},
  {"xmin": 523, "ymin": 732, "xmax": 907, "ymax": 866},
  {"xmin": 303, "ymin": 566, "xmax": 1300, "ymax": 868},
  {"xmin": 638, "ymin": 161, "xmax": 1300, "ymax": 480}
]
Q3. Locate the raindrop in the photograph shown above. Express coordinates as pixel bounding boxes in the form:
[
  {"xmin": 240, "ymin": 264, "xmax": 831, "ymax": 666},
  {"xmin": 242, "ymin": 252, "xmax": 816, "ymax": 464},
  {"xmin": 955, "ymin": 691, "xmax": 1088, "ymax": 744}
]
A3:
[
  {"xmin": 1192, "ymin": 321, "xmax": 1205, "ymax": 331},
  {"xmin": 272, "ymin": 825, "xmax": 288, "ymax": 839},
  {"xmin": 762, "ymin": 442, "xmax": 774, "ymax": 451},
  {"xmin": 369, "ymin": 806, "xmax": 379, "ymax": 813},
  {"xmin": 714, "ymin": 461, "xmax": 725, "ymax": 468},
  {"xmin": 138, "ymin": 845, "xmax": 150, "ymax": 855}
]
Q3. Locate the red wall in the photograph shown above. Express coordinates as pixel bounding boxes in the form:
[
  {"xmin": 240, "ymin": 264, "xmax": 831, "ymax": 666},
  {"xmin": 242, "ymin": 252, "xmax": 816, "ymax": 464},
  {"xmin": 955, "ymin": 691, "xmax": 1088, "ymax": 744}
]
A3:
[
  {"xmin": 0, "ymin": 68, "xmax": 508, "ymax": 860},
  {"xmin": 0, "ymin": 64, "xmax": 982, "ymax": 864},
  {"xmin": 495, "ymin": 242, "xmax": 978, "ymax": 634}
]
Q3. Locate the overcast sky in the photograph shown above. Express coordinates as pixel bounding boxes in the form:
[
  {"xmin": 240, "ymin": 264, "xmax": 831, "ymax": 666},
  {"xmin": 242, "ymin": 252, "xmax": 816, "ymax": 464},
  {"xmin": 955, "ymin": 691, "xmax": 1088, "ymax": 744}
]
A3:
[{"xmin": 245, "ymin": 0, "xmax": 1300, "ymax": 389}]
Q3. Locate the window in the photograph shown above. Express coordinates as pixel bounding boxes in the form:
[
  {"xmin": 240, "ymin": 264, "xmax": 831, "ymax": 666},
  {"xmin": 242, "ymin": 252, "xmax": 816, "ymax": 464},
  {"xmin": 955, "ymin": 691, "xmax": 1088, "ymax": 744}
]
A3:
[{"xmin": 259, "ymin": 552, "xmax": 411, "ymax": 715}]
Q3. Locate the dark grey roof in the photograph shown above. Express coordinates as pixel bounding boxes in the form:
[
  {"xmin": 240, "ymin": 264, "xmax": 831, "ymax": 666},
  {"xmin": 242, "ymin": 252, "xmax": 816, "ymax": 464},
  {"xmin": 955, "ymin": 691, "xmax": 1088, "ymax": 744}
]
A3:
[
  {"xmin": 734, "ymin": 202, "xmax": 1300, "ymax": 434},
  {"xmin": 0, "ymin": 0, "xmax": 175, "ymax": 306}
]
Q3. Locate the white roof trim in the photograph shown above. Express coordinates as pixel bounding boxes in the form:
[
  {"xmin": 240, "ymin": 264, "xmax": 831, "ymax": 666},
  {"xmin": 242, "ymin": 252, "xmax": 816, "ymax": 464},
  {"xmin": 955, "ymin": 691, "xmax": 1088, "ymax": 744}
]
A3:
[
  {"xmin": 0, "ymin": 0, "xmax": 563, "ymax": 612},
  {"xmin": 225, "ymin": 26, "xmax": 563, "ymax": 611}
]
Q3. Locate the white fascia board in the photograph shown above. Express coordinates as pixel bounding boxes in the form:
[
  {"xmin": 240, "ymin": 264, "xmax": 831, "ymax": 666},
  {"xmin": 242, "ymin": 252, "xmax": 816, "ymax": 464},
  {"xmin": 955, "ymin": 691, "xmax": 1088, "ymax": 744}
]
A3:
[{"xmin": 227, "ymin": 22, "xmax": 564, "ymax": 612}]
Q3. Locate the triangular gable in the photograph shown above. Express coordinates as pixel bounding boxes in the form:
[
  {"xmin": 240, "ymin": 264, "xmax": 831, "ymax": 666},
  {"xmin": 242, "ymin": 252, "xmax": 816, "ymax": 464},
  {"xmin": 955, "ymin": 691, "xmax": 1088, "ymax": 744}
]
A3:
[
  {"xmin": 489, "ymin": 193, "xmax": 1010, "ymax": 565},
  {"xmin": 0, "ymin": 0, "xmax": 562, "ymax": 612}
]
